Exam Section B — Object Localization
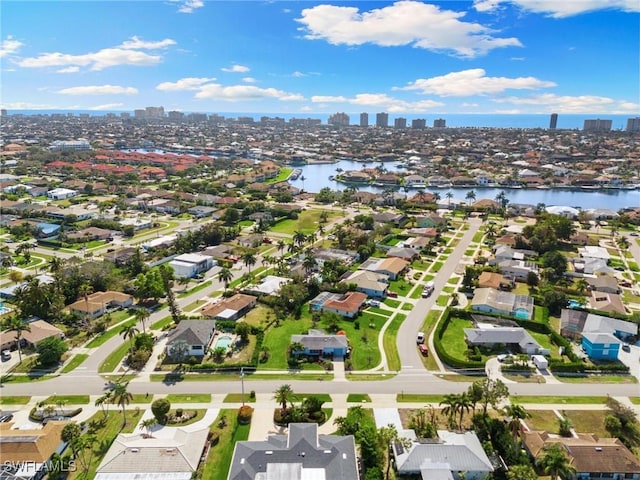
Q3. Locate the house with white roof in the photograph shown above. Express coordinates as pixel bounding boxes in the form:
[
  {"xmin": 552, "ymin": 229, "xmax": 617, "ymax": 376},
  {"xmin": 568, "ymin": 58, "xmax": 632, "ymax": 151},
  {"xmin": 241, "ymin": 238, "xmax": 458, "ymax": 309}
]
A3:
[
  {"xmin": 47, "ymin": 187, "xmax": 77, "ymax": 200},
  {"xmin": 169, "ymin": 253, "xmax": 215, "ymax": 279},
  {"xmin": 579, "ymin": 246, "xmax": 611, "ymax": 262}
]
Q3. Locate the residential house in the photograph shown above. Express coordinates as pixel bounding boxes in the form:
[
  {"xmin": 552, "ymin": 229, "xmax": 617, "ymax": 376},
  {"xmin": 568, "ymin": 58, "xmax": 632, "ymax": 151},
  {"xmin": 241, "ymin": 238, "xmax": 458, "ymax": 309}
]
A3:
[
  {"xmin": 579, "ymin": 246, "xmax": 611, "ymax": 263},
  {"xmin": 588, "ymin": 290, "xmax": 627, "ymax": 316},
  {"xmin": 471, "ymin": 288, "xmax": 534, "ymax": 320},
  {"xmin": 490, "ymin": 245, "xmax": 537, "ymax": 264},
  {"xmin": 416, "ymin": 213, "xmax": 447, "ymax": 228},
  {"xmin": 228, "ymin": 423, "xmax": 358, "ymax": 480},
  {"xmin": 372, "ymin": 212, "xmax": 407, "ymax": 227},
  {"xmin": 393, "ymin": 430, "xmax": 494, "ymax": 480},
  {"xmin": 342, "ymin": 270, "xmax": 388, "ymax": 298},
  {"xmin": 403, "ymin": 236, "xmax": 432, "ymax": 251},
  {"xmin": 243, "ymin": 275, "xmax": 289, "ymax": 296},
  {"xmin": 291, "ymin": 329, "xmax": 349, "ymax": 357},
  {"xmin": 0, "ymin": 319, "xmax": 65, "ymax": 351},
  {"xmin": 36, "ymin": 222, "xmax": 61, "ymax": 238},
  {"xmin": 104, "ymin": 247, "xmax": 139, "ymax": 267},
  {"xmin": 406, "ymin": 227, "xmax": 439, "ymax": 238},
  {"xmin": 464, "ymin": 326, "xmax": 542, "ymax": 355},
  {"xmin": 573, "ymin": 257, "xmax": 615, "ymax": 276},
  {"xmin": 46, "ymin": 187, "xmax": 77, "ymax": 200},
  {"xmin": 120, "ymin": 217, "xmax": 152, "ymax": 231},
  {"xmin": 309, "ymin": 291, "xmax": 367, "ymax": 319},
  {"xmin": 586, "ymin": 275, "xmax": 621, "ymax": 294},
  {"xmin": 313, "ymin": 248, "xmax": 358, "ymax": 267},
  {"xmin": 188, "ymin": 205, "xmax": 219, "ymax": 219},
  {"xmin": 0, "ymin": 420, "xmax": 68, "ymax": 480},
  {"xmin": 95, "ymin": 427, "xmax": 209, "ymax": 480},
  {"xmin": 497, "ymin": 260, "xmax": 539, "ymax": 281},
  {"xmin": 522, "ymin": 431, "xmax": 640, "ymax": 480},
  {"xmin": 477, "ymin": 272, "xmax": 511, "ymax": 290},
  {"xmin": 359, "ymin": 257, "xmax": 409, "ymax": 280},
  {"xmin": 66, "ymin": 227, "xmax": 114, "ymax": 243},
  {"xmin": 386, "ymin": 247, "xmax": 420, "ymax": 262},
  {"xmin": 169, "ymin": 253, "xmax": 215, "ymax": 279},
  {"xmin": 166, "ymin": 319, "xmax": 216, "ymax": 357},
  {"xmin": 68, "ymin": 291, "xmax": 134, "ymax": 319},
  {"xmin": 582, "ymin": 332, "xmax": 621, "ymax": 360},
  {"xmin": 46, "ymin": 206, "xmax": 94, "ymax": 222},
  {"xmin": 200, "ymin": 294, "xmax": 257, "ymax": 321},
  {"xmin": 237, "ymin": 234, "xmax": 265, "ymax": 248}
]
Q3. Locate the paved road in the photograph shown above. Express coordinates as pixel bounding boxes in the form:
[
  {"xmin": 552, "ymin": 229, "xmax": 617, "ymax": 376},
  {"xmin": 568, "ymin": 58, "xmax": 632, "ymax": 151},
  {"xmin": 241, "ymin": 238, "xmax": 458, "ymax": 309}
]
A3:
[{"xmin": 397, "ymin": 217, "xmax": 482, "ymax": 371}]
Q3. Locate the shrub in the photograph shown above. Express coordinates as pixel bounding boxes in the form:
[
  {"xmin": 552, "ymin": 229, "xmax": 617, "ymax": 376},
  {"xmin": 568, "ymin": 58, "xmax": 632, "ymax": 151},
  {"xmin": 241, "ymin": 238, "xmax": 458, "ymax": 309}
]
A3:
[
  {"xmin": 238, "ymin": 405, "xmax": 254, "ymax": 424},
  {"xmin": 128, "ymin": 349, "xmax": 152, "ymax": 370},
  {"xmin": 249, "ymin": 390, "xmax": 256, "ymax": 400},
  {"xmin": 151, "ymin": 398, "xmax": 171, "ymax": 424}
]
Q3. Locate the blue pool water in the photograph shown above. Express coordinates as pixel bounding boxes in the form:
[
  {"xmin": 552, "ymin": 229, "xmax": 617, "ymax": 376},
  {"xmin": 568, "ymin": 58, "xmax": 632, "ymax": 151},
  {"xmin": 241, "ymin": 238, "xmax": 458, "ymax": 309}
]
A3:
[
  {"xmin": 214, "ymin": 335, "xmax": 233, "ymax": 350},
  {"xmin": 567, "ymin": 299, "xmax": 582, "ymax": 309}
]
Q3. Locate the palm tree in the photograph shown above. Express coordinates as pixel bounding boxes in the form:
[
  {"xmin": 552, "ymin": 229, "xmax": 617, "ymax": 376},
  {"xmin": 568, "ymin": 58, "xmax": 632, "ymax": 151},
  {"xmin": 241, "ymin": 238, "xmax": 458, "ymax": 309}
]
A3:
[
  {"xmin": 574, "ymin": 278, "xmax": 588, "ymax": 295},
  {"xmin": 133, "ymin": 308, "xmax": 150, "ymax": 333},
  {"xmin": 47, "ymin": 257, "xmax": 64, "ymax": 274},
  {"xmin": 78, "ymin": 282, "xmax": 94, "ymax": 319},
  {"xmin": 94, "ymin": 391, "xmax": 112, "ymax": 418},
  {"xmin": 2, "ymin": 315, "xmax": 30, "ymax": 363},
  {"xmin": 277, "ymin": 239, "xmax": 286, "ymax": 255},
  {"xmin": 455, "ymin": 393, "xmax": 472, "ymax": 430},
  {"xmin": 503, "ymin": 404, "xmax": 530, "ymax": 441},
  {"xmin": 300, "ymin": 174, "xmax": 306, "ymax": 191},
  {"xmin": 439, "ymin": 394, "xmax": 459, "ymax": 429},
  {"xmin": 537, "ymin": 443, "xmax": 577, "ymax": 480},
  {"xmin": 465, "ymin": 189, "xmax": 476, "ymax": 204},
  {"xmin": 617, "ymin": 236, "xmax": 630, "ymax": 250},
  {"xmin": 303, "ymin": 252, "xmax": 316, "ymax": 275},
  {"xmin": 140, "ymin": 417, "xmax": 157, "ymax": 437},
  {"xmin": 445, "ymin": 191, "xmax": 453, "ymax": 209},
  {"xmin": 273, "ymin": 384, "xmax": 294, "ymax": 415},
  {"xmin": 242, "ymin": 252, "xmax": 256, "ymax": 274},
  {"xmin": 218, "ymin": 267, "xmax": 233, "ymax": 291},
  {"xmin": 110, "ymin": 381, "xmax": 133, "ymax": 428},
  {"xmin": 120, "ymin": 324, "xmax": 139, "ymax": 353},
  {"xmin": 293, "ymin": 230, "xmax": 306, "ymax": 248}
]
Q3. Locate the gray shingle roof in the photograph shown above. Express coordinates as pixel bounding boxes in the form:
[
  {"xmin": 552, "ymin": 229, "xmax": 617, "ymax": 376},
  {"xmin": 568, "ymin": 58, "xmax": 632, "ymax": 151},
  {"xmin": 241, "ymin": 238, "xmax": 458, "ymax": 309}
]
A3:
[{"xmin": 167, "ymin": 320, "xmax": 215, "ymax": 346}]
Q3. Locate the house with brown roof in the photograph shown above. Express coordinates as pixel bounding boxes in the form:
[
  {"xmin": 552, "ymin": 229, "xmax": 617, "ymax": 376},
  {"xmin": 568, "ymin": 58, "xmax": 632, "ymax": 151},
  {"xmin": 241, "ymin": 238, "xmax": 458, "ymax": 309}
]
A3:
[
  {"xmin": 68, "ymin": 291, "xmax": 134, "ymax": 319},
  {"xmin": 200, "ymin": 294, "xmax": 257, "ymax": 321},
  {"xmin": 588, "ymin": 290, "xmax": 627, "ymax": 316},
  {"xmin": 477, "ymin": 271, "xmax": 511, "ymax": 290},
  {"xmin": 359, "ymin": 257, "xmax": 409, "ymax": 280},
  {"xmin": 310, "ymin": 291, "xmax": 367, "ymax": 319},
  {"xmin": 522, "ymin": 430, "xmax": 640, "ymax": 480},
  {"xmin": 0, "ymin": 319, "xmax": 65, "ymax": 351},
  {"xmin": 0, "ymin": 420, "xmax": 68, "ymax": 478}
]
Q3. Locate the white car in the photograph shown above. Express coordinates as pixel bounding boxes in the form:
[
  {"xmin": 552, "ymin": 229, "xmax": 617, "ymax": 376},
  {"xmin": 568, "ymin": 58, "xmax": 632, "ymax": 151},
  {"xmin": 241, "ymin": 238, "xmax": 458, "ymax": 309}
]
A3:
[{"xmin": 416, "ymin": 332, "xmax": 425, "ymax": 344}]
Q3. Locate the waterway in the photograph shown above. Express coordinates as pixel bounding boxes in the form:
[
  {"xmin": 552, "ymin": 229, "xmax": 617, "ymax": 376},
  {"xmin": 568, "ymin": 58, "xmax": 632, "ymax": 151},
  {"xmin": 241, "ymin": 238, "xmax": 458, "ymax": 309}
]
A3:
[{"xmin": 288, "ymin": 160, "xmax": 640, "ymax": 210}]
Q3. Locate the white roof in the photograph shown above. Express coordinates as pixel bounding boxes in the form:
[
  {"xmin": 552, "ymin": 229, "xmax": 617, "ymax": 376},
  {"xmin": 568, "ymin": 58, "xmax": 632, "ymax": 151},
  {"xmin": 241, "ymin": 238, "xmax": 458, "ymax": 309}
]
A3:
[{"xmin": 174, "ymin": 253, "xmax": 210, "ymax": 264}]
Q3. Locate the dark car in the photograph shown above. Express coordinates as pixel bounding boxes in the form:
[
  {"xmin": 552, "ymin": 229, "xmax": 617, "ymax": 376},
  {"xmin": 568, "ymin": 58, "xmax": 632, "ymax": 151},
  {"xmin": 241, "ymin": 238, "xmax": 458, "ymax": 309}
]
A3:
[{"xmin": 0, "ymin": 413, "xmax": 14, "ymax": 422}]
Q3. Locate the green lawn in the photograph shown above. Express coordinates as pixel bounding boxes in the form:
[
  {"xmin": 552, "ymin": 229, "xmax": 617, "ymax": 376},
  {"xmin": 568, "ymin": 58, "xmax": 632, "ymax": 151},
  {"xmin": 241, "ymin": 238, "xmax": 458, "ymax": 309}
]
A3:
[
  {"xmin": 524, "ymin": 410, "xmax": 558, "ymax": 432},
  {"xmin": 366, "ymin": 306, "xmax": 392, "ymax": 317},
  {"xmin": 98, "ymin": 342, "xmax": 130, "ymax": 373},
  {"xmin": 383, "ymin": 313, "xmax": 404, "ymax": 372},
  {"xmin": 0, "ymin": 395, "xmax": 30, "ymax": 404},
  {"xmin": 166, "ymin": 393, "xmax": 212, "ymax": 403},
  {"xmin": 178, "ymin": 280, "xmax": 212, "ymax": 298},
  {"xmin": 436, "ymin": 295, "xmax": 450, "ymax": 307},
  {"xmin": 130, "ymin": 394, "xmax": 153, "ymax": 403},
  {"xmin": 396, "ymin": 393, "xmax": 446, "ymax": 403},
  {"xmin": 264, "ymin": 167, "xmax": 293, "ymax": 184},
  {"xmin": 44, "ymin": 394, "xmax": 90, "ymax": 405},
  {"xmin": 290, "ymin": 393, "xmax": 332, "ymax": 403},
  {"xmin": 269, "ymin": 209, "xmax": 339, "ymax": 235},
  {"xmin": 200, "ymin": 410, "xmax": 250, "ymax": 480},
  {"xmin": 383, "ymin": 298, "xmax": 401, "ymax": 308},
  {"xmin": 430, "ymin": 261, "xmax": 443, "ymax": 272},
  {"xmin": 631, "ymin": 397, "xmax": 640, "ymax": 405},
  {"xmin": 563, "ymin": 410, "xmax": 609, "ymax": 437},
  {"xmin": 557, "ymin": 375, "xmax": 637, "ymax": 384},
  {"xmin": 347, "ymin": 393, "xmax": 371, "ymax": 402},
  {"xmin": 85, "ymin": 318, "xmax": 136, "ymax": 348},
  {"xmin": 345, "ymin": 312, "xmax": 384, "ymax": 370},
  {"xmin": 387, "ymin": 278, "xmax": 414, "ymax": 296},
  {"xmin": 61, "ymin": 353, "xmax": 89, "ymax": 373},
  {"xmin": 151, "ymin": 372, "xmax": 333, "ymax": 382},
  {"xmin": 401, "ymin": 303, "xmax": 414, "ymax": 311},
  {"xmin": 150, "ymin": 315, "xmax": 174, "ymax": 330},
  {"xmin": 511, "ymin": 395, "xmax": 608, "ymax": 404},
  {"xmin": 223, "ymin": 393, "xmax": 256, "ymax": 403},
  {"xmin": 260, "ymin": 316, "xmax": 313, "ymax": 370},
  {"xmin": 440, "ymin": 316, "xmax": 473, "ymax": 363}
]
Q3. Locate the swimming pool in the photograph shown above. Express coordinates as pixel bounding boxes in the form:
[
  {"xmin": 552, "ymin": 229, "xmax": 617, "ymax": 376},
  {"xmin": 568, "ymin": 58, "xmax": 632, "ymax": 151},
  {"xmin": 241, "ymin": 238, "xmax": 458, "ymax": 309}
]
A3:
[
  {"xmin": 0, "ymin": 301, "xmax": 12, "ymax": 315},
  {"xmin": 214, "ymin": 335, "xmax": 233, "ymax": 350},
  {"xmin": 567, "ymin": 299, "xmax": 582, "ymax": 309}
]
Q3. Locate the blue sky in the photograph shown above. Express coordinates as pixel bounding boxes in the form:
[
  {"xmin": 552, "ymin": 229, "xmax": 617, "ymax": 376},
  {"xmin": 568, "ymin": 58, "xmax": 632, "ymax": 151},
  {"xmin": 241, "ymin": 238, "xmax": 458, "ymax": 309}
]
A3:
[{"xmin": 1, "ymin": 0, "xmax": 639, "ymax": 115}]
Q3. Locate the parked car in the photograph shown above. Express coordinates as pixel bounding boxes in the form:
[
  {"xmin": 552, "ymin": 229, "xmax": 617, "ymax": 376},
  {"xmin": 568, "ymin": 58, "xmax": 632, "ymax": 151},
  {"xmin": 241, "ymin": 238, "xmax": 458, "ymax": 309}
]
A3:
[
  {"xmin": 368, "ymin": 299, "xmax": 381, "ymax": 307},
  {"xmin": 416, "ymin": 332, "xmax": 425, "ymax": 344},
  {"xmin": 419, "ymin": 344, "xmax": 429, "ymax": 356},
  {"xmin": 622, "ymin": 343, "xmax": 631, "ymax": 352},
  {"xmin": 0, "ymin": 414, "xmax": 14, "ymax": 423},
  {"xmin": 1, "ymin": 350, "xmax": 11, "ymax": 361},
  {"xmin": 387, "ymin": 292, "xmax": 398, "ymax": 298}
]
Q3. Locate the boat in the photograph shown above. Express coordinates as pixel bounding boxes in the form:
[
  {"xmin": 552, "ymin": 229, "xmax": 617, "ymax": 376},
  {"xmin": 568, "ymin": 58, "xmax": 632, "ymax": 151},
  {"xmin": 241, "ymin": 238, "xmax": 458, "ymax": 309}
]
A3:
[{"xmin": 290, "ymin": 168, "xmax": 302, "ymax": 180}]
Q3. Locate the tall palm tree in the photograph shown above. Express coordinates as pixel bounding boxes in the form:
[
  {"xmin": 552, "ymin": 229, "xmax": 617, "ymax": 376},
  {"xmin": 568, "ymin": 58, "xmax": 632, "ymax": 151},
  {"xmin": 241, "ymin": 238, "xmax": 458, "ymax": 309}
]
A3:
[
  {"xmin": 293, "ymin": 230, "xmax": 306, "ymax": 248},
  {"xmin": 94, "ymin": 391, "xmax": 112, "ymax": 418},
  {"xmin": 445, "ymin": 191, "xmax": 453, "ymax": 209},
  {"xmin": 78, "ymin": 283, "xmax": 94, "ymax": 319},
  {"xmin": 537, "ymin": 443, "xmax": 576, "ymax": 480},
  {"xmin": 439, "ymin": 394, "xmax": 459, "ymax": 429},
  {"xmin": 133, "ymin": 308, "xmax": 150, "ymax": 334},
  {"xmin": 140, "ymin": 418, "xmax": 157, "ymax": 437},
  {"xmin": 456, "ymin": 393, "xmax": 472, "ymax": 430},
  {"xmin": 2, "ymin": 315, "xmax": 30, "ymax": 363},
  {"xmin": 465, "ymin": 190, "xmax": 476, "ymax": 204},
  {"xmin": 277, "ymin": 239, "xmax": 286, "ymax": 255},
  {"xmin": 273, "ymin": 384, "xmax": 294, "ymax": 415},
  {"xmin": 47, "ymin": 257, "xmax": 64, "ymax": 274},
  {"xmin": 242, "ymin": 252, "xmax": 256, "ymax": 274},
  {"xmin": 503, "ymin": 404, "xmax": 530, "ymax": 441},
  {"xmin": 110, "ymin": 381, "xmax": 133, "ymax": 428},
  {"xmin": 120, "ymin": 324, "xmax": 139, "ymax": 353},
  {"xmin": 218, "ymin": 267, "xmax": 233, "ymax": 291},
  {"xmin": 303, "ymin": 252, "xmax": 316, "ymax": 275}
]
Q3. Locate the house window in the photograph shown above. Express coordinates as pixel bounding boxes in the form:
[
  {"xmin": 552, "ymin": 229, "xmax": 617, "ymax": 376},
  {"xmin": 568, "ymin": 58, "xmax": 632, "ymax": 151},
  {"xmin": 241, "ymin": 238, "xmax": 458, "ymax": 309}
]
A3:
[
  {"xmin": 192, "ymin": 345, "xmax": 203, "ymax": 350},
  {"xmin": 602, "ymin": 350, "xmax": 608, "ymax": 356}
]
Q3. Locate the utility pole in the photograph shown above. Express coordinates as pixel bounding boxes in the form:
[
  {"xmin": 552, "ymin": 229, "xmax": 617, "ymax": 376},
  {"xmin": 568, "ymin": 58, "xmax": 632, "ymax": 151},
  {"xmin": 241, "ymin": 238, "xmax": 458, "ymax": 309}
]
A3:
[{"xmin": 240, "ymin": 367, "xmax": 245, "ymax": 406}]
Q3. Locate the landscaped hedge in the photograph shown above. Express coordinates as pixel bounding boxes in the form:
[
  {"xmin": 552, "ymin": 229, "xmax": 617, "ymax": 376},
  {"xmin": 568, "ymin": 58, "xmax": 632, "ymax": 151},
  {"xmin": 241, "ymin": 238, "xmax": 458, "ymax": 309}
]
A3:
[{"xmin": 433, "ymin": 308, "xmax": 484, "ymax": 369}]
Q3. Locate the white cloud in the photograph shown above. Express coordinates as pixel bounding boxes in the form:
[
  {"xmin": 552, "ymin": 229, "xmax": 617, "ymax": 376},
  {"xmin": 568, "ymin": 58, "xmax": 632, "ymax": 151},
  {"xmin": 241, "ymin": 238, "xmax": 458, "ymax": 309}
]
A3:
[
  {"xmin": 17, "ymin": 37, "xmax": 175, "ymax": 71},
  {"xmin": 397, "ymin": 69, "xmax": 556, "ymax": 96},
  {"xmin": 195, "ymin": 84, "xmax": 304, "ymax": 102},
  {"xmin": 156, "ymin": 77, "xmax": 216, "ymax": 91},
  {"xmin": 89, "ymin": 103, "xmax": 125, "ymax": 110},
  {"xmin": 177, "ymin": 0, "xmax": 204, "ymax": 13},
  {"xmin": 312, "ymin": 92, "xmax": 444, "ymax": 112},
  {"xmin": 296, "ymin": 1, "xmax": 522, "ymax": 58},
  {"xmin": 57, "ymin": 85, "xmax": 138, "ymax": 95},
  {"xmin": 242, "ymin": 77, "xmax": 257, "ymax": 83},
  {"xmin": 494, "ymin": 93, "xmax": 639, "ymax": 113},
  {"xmin": 0, "ymin": 101, "xmax": 63, "ymax": 110},
  {"xmin": 119, "ymin": 36, "xmax": 176, "ymax": 50},
  {"xmin": 292, "ymin": 71, "xmax": 307, "ymax": 77},
  {"xmin": 0, "ymin": 36, "xmax": 23, "ymax": 57},
  {"xmin": 462, "ymin": 102, "xmax": 480, "ymax": 107},
  {"xmin": 474, "ymin": 0, "xmax": 639, "ymax": 17},
  {"xmin": 222, "ymin": 64, "xmax": 250, "ymax": 73},
  {"xmin": 57, "ymin": 66, "xmax": 80, "ymax": 73}
]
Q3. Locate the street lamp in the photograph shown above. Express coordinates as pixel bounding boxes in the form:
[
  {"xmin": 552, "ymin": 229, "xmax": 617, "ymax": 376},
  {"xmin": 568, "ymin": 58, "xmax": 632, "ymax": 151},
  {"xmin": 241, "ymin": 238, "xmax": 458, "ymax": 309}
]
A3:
[{"xmin": 240, "ymin": 367, "xmax": 245, "ymax": 406}]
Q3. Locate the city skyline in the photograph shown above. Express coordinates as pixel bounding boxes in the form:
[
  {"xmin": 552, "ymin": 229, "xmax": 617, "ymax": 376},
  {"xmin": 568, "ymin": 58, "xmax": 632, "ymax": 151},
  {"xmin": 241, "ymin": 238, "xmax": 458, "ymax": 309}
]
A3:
[{"xmin": 1, "ymin": 1, "xmax": 639, "ymax": 115}]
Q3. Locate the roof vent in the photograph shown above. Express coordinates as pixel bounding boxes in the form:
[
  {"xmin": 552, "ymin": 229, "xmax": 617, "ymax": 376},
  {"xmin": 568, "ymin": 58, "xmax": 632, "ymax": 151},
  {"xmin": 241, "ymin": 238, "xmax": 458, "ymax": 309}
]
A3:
[
  {"xmin": 324, "ymin": 450, "xmax": 331, "ymax": 454},
  {"xmin": 595, "ymin": 447, "xmax": 603, "ymax": 452},
  {"xmin": 265, "ymin": 451, "xmax": 273, "ymax": 455},
  {"xmin": 130, "ymin": 448, "xmax": 139, "ymax": 453}
]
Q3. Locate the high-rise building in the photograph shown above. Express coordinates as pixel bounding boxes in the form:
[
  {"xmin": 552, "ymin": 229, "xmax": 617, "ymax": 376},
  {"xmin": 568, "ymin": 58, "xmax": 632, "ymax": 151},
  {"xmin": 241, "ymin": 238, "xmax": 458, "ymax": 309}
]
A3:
[
  {"xmin": 549, "ymin": 113, "xmax": 558, "ymax": 129},
  {"xmin": 394, "ymin": 117, "xmax": 407, "ymax": 128},
  {"xmin": 360, "ymin": 112, "xmax": 369, "ymax": 127},
  {"xmin": 168, "ymin": 110, "xmax": 185, "ymax": 120},
  {"xmin": 411, "ymin": 119, "xmax": 426, "ymax": 129},
  {"xmin": 433, "ymin": 118, "xmax": 446, "ymax": 128},
  {"xmin": 328, "ymin": 112, "xmax": 350, "ymax": 127},
  {"xmin": 376, "ymin": 112, "xmax": 389, "ymax": 127},
  {"xmin": 0, "ymin": 109, "xmax": 7, "ymax": 117},
  {"xmin": 583, "ymin": 119, "xmax": 612, "ymax": 131},
  {"xmin": 145, "ymin": 106, "xmax": 165, "ymax": 118},
  {"xmin": 626, "ymin": 117, "xmax": 640, "ymax": 132}
]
